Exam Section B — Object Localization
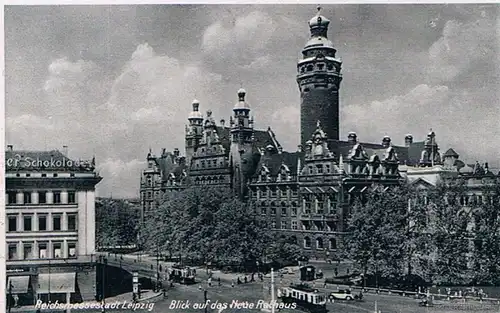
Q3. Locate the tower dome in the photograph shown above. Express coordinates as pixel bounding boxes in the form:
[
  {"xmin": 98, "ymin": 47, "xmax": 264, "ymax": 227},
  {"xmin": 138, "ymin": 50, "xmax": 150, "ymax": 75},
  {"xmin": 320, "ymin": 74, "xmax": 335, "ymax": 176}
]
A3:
[
  {"xmin": 234, "ymin": 88, "xmax": 250, "ymax": 110},
  {"xmin": 188, "ymin": 99, "xmax": 203, "ymax": 119},
  {"xmin": 308, "ymin": 6, "xmax": 330, "ymax": 38}
]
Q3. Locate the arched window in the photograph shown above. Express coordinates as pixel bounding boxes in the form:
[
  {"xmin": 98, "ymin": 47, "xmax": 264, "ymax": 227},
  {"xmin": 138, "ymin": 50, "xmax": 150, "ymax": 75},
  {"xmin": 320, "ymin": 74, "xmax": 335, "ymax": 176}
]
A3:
[
  {"xmin": 304, "ymin": 237, "xmax": 311, "ymax": 249},
  {"xmin": 316, "ymin": 238, "xmax": 324, "ymax": 249}
]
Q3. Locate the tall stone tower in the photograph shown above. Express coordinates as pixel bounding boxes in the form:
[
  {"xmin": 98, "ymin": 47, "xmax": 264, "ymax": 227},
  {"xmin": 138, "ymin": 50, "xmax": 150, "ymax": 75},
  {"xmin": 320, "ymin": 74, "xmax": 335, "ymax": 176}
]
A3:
[
  {"xmin": 297, "ymin": 6, "xmax": 342, "ymax": 148},
  {"xmin": 185, "ymin": 99, "xmax": 203, "ymax": 166},
  {"xmin": 229, "ymin": 88, "xmax": 255, "ymax": 198}
]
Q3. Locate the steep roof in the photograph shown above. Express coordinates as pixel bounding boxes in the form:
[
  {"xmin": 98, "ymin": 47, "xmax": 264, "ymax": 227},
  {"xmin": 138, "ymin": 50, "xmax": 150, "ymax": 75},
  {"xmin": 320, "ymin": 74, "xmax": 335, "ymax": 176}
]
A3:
[
  {"xmin": 215, "ymin": 126, "xmax": 280, "ymax": 153},
  {"xmin": 443, "ymin": 148, "xmax": 459, "ymax": 158},
  {"xmin": 255, "ymin": 151, "xmax": 304, "ymax": 177},
  {"xmin": 333, "ymin": 140, "xmax": 422, "ymax": 166}
]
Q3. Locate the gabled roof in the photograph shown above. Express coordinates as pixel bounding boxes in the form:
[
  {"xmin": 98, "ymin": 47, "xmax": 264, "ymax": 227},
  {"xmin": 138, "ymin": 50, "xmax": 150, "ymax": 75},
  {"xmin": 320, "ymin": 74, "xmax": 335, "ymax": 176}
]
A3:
[
  {"xmin": 443, "ymin": 148, "xmax": 459, "ymax": 158},
  {"xmin": 410, "ymin": 177, "xmax": 436, "ymax": 188},
  {"xmin": 255, "ymin": 151, "xmax": 304, "ymax": 177},
  {"xmin": 333, "ymin": 140, "xmax": 422, "ymax": 165},
  {"xmin": 215, "ymin": 126, "xmax": 280, "ymax": 153}
]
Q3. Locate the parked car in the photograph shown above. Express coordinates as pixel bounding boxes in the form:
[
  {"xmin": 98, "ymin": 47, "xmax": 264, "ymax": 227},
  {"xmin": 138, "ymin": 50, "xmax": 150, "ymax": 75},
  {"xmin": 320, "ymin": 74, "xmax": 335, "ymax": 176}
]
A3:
[{"xmin": 329, "ymin": 289, "xmax": 355, "ymax": 301}]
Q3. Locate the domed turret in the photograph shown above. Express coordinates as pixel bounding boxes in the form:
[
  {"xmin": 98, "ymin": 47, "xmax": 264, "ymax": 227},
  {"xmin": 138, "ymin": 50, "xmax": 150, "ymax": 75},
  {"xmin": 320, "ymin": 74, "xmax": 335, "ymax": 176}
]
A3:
[
  {"xmin": 308, "ymin": 6, "xmax": 330, "ymax": 38},
  {"xmin": 188, "ymin": 99, "xmax": 203, "ymax": 120},
  {"xmin": 234, "ymin": 88, "xmax": 250, "ymax": 110}
]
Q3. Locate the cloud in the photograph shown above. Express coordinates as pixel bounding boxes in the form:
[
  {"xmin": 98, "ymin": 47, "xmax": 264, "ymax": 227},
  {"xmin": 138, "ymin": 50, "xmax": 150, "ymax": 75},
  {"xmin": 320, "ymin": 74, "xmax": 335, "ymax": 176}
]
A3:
[
  {"xmin": 426, "ymin": 18, "xmax": 497, "ymax": 84},
  {"xmin": 342, "ymin": 84, "xmax": 500, "ymax": 165},
  {"xmin": 241, "ymin": 55, "xmax": 273, "ymax": 71},
  {"xmin": 201, "ymin": 10, "xmax": 304, "ymax": 69},
  {"xmin": 270, "ymin": 105, "xmax": 300, "ymax": 150},
  {"xmin": 97, "ymin": 158, "xmax": 146, "ymax": 198}
]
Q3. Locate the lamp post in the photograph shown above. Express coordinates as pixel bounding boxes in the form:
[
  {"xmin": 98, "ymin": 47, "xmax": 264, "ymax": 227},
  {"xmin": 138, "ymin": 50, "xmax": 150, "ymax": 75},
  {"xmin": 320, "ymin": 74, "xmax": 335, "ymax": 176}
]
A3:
[
  {"xmin": 203, "ymin": 289, "xmax": 208, "ymax": 313},
  {"xmin": 100, "ymin": 256, "xmax": 107, "ymax": 313}
]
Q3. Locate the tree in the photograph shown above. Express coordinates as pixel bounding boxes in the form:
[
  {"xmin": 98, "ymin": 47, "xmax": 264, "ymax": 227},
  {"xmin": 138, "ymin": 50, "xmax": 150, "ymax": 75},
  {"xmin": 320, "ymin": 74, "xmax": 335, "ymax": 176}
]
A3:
[
  {"xmin": 470, "ymin": 181, "xmax": 500, "ymax": 285},
  {"xmin": 428, "ymin": 181, "xmax": 472, "ymax": 285},
  {"xmin": 96, "ymin": 199, "xmax": 139, "ymax": 248},
  {"xmin": 345, "ymin": 185, "xmax": 410, "ymax": 286},
  {"xmin": 265, "ymin": 235, "xmax": 304, "ymax": 265},
  {"xmin": 143, "ymin": 186, "xmax": 273, "ymax": 270}
]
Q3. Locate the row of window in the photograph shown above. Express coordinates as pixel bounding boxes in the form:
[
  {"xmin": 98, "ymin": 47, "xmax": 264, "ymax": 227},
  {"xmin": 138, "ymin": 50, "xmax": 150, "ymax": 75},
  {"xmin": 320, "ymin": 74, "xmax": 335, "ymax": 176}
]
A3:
[
  {"xmin": 299, "ymin": 62, "xmax": 336, "ymax": 74},
  {"xmin": 269, "ymin": 220, "xmax": 337, "ymax": 232},
  {"xmin": 7, "ymin": 213, "xmax": 77, "ymax": 232},
  {"xmin": 255, "ymin": 189, "xmax": 299, "ymax": 198},
  {"xmin": 303, "ymin": 237, "xmax": 337, "ymax": 250},
  {"xmin": 12, "ymin": 173, "xmax": 77, "ymax": 178},
  {"xmin": 196, "ymin": 158, "xmax": 225, "ymax": 169},
  {"xmin": 260, "ymin": 207, "xmax": 298, "ymax": 216},
  {"xmin": 7, "ymin": 241, "xmax": 77, "ymax": 260},
  {"xmin": 6, "ymin": 191, "xmax": 76, "ymax": 205}
]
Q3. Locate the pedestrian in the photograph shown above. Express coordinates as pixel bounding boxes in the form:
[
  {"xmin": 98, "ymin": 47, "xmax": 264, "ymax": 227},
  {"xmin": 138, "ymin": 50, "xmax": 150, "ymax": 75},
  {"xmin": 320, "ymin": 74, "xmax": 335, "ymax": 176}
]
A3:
[
  {"xmin": 208, "ymin": 277, "xmax": 212, "ymax": 287},
  {"xmin": 346, "ymin": 268, "xmax": 350, "ymax": 275},
  {"xmin": 237, "ymin": 277, "xmax": 242, "ymax": 285},
  {"xmin": 244, "ymin": 276, "xmax": 248, "ymax": 284},
  {"xmin": 231, "ymin": 281, "xmax": 235, "ymax": 288},
  {"xmin": 334, "ymin": 268, "xmax": 338, "ymax": 277},
  {"xmin": 218, "ymin": 277, "xmax": 221, "ymax": 286},
  {"xmin": 323, "ymin": 281, "xmax": 327, "ymax": 288}
]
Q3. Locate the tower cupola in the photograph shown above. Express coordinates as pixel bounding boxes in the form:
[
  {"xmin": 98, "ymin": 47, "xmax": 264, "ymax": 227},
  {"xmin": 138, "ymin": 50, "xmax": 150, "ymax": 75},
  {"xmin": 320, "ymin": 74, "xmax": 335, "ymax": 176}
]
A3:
[
  {"xmin": 234, "ymin": 88, "xmax": 250, "ymax": 111},
  {"xmin": 309, "ymin": 6, "xmax": 330, "ymax": 37},
  {"xmin": 188, "ymin": 99, "xmax": 203, "ymax": 120}
]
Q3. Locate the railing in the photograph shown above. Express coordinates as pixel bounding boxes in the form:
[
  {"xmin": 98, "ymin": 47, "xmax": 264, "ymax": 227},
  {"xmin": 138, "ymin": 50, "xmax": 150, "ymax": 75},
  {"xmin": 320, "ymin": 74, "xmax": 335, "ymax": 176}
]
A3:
[{"xmin": 328, "ymin": 284, "xmax": 500, "ymax": 305}]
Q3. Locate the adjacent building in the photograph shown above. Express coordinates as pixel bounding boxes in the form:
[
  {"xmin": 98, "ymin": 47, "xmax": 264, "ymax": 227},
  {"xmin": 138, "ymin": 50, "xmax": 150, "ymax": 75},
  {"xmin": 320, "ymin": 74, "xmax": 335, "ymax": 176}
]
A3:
[
  {"xmin": 139, "ymin": 7, "xmax": 499, "ymax": 257},
  {"xmin": 5, "ymin": 146, "xmax": 102, "ymax": 305}
]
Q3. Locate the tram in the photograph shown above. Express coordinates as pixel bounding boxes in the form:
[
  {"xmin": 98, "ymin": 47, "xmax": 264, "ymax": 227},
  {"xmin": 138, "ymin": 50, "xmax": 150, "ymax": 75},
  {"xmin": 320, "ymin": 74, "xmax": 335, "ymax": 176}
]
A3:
[
  {"xmin": 278, "ymin": 283, "xmax": 328, "ymax": 313},
  {"xmin": 169, "ymin": 265, "xmax": 196, "ymax": 284}
]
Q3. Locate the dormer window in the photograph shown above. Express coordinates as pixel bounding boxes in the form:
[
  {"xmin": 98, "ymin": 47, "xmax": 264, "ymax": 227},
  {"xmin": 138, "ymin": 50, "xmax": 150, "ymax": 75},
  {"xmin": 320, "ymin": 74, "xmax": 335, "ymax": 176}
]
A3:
[{"xmin": 317, "ymin": 165, "xmax": 323, "ymax": 174}]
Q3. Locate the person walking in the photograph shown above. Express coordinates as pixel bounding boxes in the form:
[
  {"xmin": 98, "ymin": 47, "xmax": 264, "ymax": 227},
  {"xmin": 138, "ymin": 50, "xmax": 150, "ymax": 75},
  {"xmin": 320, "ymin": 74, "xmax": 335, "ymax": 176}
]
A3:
[{"xmin": 218, "ymin": 277, "xmax": 221, "ymax": 286}]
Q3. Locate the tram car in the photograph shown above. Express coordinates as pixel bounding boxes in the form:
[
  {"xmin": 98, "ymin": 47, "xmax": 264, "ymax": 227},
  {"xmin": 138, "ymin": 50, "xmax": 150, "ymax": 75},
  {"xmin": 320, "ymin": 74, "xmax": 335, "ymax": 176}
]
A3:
[
  {"xmin": 169, "ymin": 265, "xmax": 196, "ymax": 284},
  {"xmin": 278, "ymin": 283, "xmax": 327, "ymax": 313}
]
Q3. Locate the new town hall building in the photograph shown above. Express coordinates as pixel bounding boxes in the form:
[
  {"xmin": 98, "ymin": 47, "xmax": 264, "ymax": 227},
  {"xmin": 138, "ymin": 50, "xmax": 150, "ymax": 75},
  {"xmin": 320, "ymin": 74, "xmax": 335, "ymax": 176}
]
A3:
[
  {"xmin": 140, "ymin": 8, "xmax": 499, "ymax": 258},
  {"xmin": 5, "ymin": 146, "xmax": 102, "ymax": 305}
]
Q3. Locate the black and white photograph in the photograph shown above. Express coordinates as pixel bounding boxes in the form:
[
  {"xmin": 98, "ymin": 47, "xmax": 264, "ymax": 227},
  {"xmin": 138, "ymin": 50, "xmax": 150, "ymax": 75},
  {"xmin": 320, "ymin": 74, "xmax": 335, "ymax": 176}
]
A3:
[{"xmin": 3, "ymin": 3, "xmax": 500, "ymax": 313}]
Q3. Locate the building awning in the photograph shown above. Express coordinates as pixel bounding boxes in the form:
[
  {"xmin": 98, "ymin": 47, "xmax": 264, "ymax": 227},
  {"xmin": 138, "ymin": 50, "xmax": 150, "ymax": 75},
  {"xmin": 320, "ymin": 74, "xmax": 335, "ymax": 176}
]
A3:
[
  {"xmin": 7, "ymin": 276, "xmax": 30, "ymax": 294},
  {"xmin": 37, "ymin": 272, "xmax": 76, "ymax": 294}
]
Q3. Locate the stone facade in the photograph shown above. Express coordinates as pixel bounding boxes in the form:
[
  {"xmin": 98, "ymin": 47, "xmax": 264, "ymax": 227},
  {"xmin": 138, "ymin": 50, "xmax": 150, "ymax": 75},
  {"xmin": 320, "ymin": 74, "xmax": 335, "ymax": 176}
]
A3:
[
  {"xmin": 5, "ymin": 147, "xmax": 102, "ymax": 304},
  {"xmin": 139, "ymin": 8, "xmax": 500, "ymax": 258}
]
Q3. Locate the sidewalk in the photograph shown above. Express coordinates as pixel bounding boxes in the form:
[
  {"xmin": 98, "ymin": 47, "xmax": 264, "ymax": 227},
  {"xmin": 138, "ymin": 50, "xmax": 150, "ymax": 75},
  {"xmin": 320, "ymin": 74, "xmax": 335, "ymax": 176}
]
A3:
[{"xmin": 9, "ymin": 290, "xmax": 162, "ymax": 313}]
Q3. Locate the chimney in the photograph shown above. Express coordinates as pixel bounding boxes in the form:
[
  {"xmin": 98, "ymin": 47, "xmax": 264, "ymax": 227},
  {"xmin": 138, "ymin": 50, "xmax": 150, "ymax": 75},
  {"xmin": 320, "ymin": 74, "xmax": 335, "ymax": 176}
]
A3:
[
  {"xmin": 173, "ymin": 148, "xmax": 180, "ymax": 157},
  {"xmin": 382, "ymin": 136, "xmax": 391, "ymax": 148},
  {"xmin": 220, "ymin": 119, "xmax": 225, "ymax": 127},
  {"xmin": 7, "ymin": 145, "xmax": 13, "ymax": 151},
  {"xmin": 405, "ymin": 134, "xmax": 413, "ymax": 147},
  {"xmin": 347, "ymin": 132, "xmax": 357, "ymax": 144},
  {"xmin": 63, "ymin": 145, "xmax": 68, "ymax": 156}
]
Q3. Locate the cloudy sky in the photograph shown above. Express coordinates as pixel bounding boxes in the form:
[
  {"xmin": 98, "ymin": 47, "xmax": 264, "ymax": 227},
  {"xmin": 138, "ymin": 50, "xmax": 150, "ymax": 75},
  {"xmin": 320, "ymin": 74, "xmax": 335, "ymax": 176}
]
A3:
[{"xmin": 5, "ymin": 4, "xmax": 499, "ymax": 198}]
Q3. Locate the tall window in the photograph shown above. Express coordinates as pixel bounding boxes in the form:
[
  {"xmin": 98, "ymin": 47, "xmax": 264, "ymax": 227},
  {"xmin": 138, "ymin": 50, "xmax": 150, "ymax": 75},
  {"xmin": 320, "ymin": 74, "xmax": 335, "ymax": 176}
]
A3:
[
  {"xmin": 304, "ymin": 196, "xmax": 312, "ymax": 214},
  {"xmin": 316, "ymin": 165, "xmax": 323, "ymax": 174},
  {"xmin": 68, "ymin": 242, "xmax": 77, "ymax": 258},
  {"xmin": 68, "ymin": 191, "xmax": 76, "ymax": 204},
  {"xmin": 23, "ymin": 243, "xmax": 33, "ymax": 260},
  {"xmin": 304, "ymin": 237, "xmax": 311, "ymax": 249},
  {"xmin": 281, "ymin": 221, "xmax": 287, "ymax": 229},
  {"xmin": 7, "ymin": 192, "xmax": 17, "ymax": 204},
  {"xmin": 271, "ymin": 222, "xmax": 276, "ymax": 229},
  {"xmin": 38, "ymin": 215, "xmax": 47, "ymax": 231},
  {"xmin": 316, "ymin": 238, "xmax": 324, "ymax": 249},
  {"xmin": 270, "ymin": 207, "xmax": 276, "ymax": 215},
  {"xmin": 261, "ymin": 207, "xmax": 266, "ymax": 215},
  {"xmin": 329, "ymin": 238, "xmax": 337, "ymax": 250},
  {"xmin": 317, "ymin": 196, "xmax": 324, "ymax": 214},
  {"xmin": 53, "ymin": 191, "xmax": 61, "ymax": 204},
  {"xmin": 53, "ymin": 215, "xmax": 62, "ymax": 231},
  {"xmin": 271, "ymin": 189, "xmax": 277, "ymax": 197},
  {"xmin": 39, "ymin": 191, "xmax": 47, "ymax": 204},
  {"xmin": 38, "ymin": 243, "xmax": 47, "ymax": 258},
  {"xmin": 53, "ymin": 242, "xmax": 62, "ymax": 258},
  {"xmin": 24, "ymin": 192, "xmax": 32, "ymax": 204},
  {"xmin": 8, "ymin": 215, "xmax": 17, "ymax": 232},
  {"xmin": 291, "ymin": 207, "xmax": 297, "ymax": 216},
  {"xmin": 281, "ymin": 207, "xmax": 287, "ymax": 216},
  {"xmin": 23, "ymin": 215, "xmax": 32, "ymax": 231},
  {"xmin": 8, "ymin": 244, "xmax": 17, "ymax": 260},
  {"xmin": 67, "ymin": 214, "xmax": 77, "ymax": 231},
  {"xmin": 291, "ymin": 221, "xmax": 298, "ymax": 230}
]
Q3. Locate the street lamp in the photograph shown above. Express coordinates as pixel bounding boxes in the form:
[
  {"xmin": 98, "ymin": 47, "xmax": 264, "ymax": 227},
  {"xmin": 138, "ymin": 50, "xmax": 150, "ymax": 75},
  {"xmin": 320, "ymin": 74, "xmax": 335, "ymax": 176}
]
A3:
[{"xmin": 203, "ymin": 289, "xmax": 208, "ymax": 313}]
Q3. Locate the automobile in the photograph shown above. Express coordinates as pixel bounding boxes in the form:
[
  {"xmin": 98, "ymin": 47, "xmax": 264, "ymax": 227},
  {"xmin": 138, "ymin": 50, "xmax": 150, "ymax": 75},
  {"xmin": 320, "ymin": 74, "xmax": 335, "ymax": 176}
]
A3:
[
  {"xmin": 329, "ymin": 289, "xmax": 355, "ymax": 301},
  {"xmin": 279, "ymin": 267, "xmax": 294, "ymax": 275}
]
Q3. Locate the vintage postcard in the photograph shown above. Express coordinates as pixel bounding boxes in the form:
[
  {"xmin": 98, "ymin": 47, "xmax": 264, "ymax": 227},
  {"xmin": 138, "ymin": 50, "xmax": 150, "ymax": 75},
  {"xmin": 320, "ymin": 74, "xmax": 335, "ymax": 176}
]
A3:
[{"xmin": 3, "ymin": 3, "xmax": 499, "ymax": 313}]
